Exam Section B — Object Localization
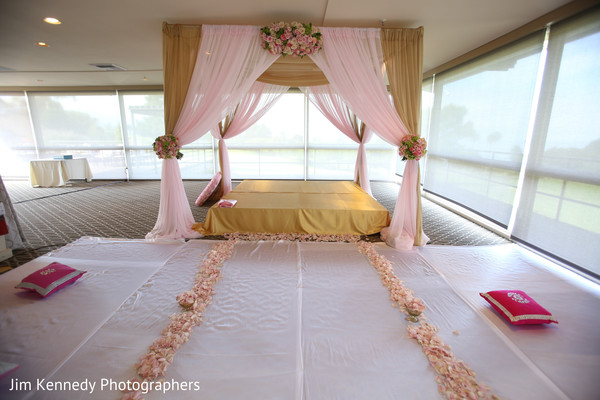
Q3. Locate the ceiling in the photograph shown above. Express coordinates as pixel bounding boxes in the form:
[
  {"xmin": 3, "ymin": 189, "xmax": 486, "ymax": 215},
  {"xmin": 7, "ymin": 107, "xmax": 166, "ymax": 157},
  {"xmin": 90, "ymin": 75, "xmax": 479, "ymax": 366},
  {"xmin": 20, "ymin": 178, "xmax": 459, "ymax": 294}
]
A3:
[{"xmin": 0, "ymin": 0, "xmax": 574, "ymax": 88}]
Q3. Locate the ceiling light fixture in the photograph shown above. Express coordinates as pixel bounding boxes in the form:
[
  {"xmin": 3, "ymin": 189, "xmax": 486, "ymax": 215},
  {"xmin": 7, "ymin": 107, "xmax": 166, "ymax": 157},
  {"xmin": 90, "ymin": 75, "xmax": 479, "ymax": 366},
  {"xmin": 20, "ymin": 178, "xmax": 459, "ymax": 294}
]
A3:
[
  {"xmin": 89, "ymin": 63, "xmax": 127, "ymax": 71},
  {"xmin": 36, "ymin": 42, "xmax": 49, "ymax": 47},
  {"xmin": 44, "ymin": 17, "xmax": 62, "ymax": 25}
]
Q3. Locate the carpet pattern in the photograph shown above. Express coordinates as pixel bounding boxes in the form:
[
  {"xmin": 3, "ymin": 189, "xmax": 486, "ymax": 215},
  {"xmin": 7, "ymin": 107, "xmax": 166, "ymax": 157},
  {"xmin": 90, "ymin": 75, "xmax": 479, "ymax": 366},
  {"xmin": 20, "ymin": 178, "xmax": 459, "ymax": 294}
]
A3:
[{"xmin": 0, "ymin": 180, "xmax": 508, "ymax": 272}]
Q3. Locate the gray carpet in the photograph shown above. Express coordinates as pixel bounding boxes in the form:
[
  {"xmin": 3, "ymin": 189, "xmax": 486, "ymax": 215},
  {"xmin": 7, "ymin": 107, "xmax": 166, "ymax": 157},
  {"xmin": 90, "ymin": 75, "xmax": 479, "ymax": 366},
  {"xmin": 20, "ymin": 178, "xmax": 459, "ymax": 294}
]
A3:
[{"xmin": 1, "ymin": 179, "xmax": 508, "ymax": 272}]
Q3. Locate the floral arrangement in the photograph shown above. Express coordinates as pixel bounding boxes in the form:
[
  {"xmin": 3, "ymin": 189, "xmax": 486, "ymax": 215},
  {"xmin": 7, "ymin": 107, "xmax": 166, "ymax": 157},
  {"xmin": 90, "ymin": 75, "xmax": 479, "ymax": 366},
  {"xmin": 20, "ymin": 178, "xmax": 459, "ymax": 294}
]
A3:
[
  {"xmin": 398, "ymin": 134, "xmax": 427, "ymax": 161},
  {"xmin": 224, "ymin": 232, "xmax": 359, "ymax": 243},
  {"xmin": 153, "ymin": 134, "xmax": 183, "ymax": 160},
  {"xmin": 405, "ymin": 297, "xmax": 426, "ymax": 320},
  {"xmin": 260, "ymin": 21, "xmax": 322, "ymax": 57}
]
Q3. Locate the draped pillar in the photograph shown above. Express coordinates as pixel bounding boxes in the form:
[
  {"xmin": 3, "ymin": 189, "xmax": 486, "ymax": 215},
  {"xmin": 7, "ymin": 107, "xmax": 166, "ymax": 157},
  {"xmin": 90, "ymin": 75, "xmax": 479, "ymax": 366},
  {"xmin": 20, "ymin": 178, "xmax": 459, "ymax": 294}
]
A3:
[
  {"xmin": 309, "ymin": 27, "xmax": 425, "ymax": 249},
  {"xmin": 382, "ymin": 27, "xmax": 428, "ymax": 246},
  {"xmin": 147, "ymin": 25, "xmax": 279, "ymax": 239}
]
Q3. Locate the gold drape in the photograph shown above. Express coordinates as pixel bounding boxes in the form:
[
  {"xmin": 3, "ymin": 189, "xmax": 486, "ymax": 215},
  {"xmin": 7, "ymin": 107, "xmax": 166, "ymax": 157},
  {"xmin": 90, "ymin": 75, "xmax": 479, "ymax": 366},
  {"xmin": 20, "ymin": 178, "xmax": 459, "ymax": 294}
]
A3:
[
  {"xmin": 349, "ymin": 113, "xmax": 367, "ymax": 187},
  {"xmin": 208, "ymin": 113, "xmax": 236, "ymax": 202},
  {"xmin": 257, "ymin": 56, "xmax": 328, "ymax": 86},
  {"xmin": 381, "ymin": 27, "xmax": 425, "ymax": 246},
  {"xmin": 162, "ymin": 22, "xmax": 202, "ymax": 135}
]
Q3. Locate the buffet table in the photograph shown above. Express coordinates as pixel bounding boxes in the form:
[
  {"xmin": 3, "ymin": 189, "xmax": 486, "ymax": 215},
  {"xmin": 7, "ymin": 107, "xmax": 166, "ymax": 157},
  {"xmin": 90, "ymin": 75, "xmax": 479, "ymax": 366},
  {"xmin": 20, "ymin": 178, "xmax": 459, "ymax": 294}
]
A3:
[{"xmin": 29, "ymin": 158, "xmax": 93, "ymax": 187}]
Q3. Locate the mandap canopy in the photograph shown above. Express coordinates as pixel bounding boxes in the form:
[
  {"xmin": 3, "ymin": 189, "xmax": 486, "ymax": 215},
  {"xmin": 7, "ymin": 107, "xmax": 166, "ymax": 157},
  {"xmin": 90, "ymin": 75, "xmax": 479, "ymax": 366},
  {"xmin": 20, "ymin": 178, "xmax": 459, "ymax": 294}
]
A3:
[{"xmin": 147, "ymin": 22, "xmax": 428, "ymax": 250}]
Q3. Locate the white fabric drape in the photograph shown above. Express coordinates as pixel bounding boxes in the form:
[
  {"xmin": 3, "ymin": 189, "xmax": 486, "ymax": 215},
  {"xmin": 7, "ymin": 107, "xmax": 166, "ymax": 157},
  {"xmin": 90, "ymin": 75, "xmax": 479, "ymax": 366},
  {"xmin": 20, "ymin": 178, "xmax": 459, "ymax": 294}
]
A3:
[
  {"xmin": 309, "ymin": 27, "xmax": 427, "ymax": 249},
  {"xmin": 147, "ymin": 25, "xmax": 279, "ymax": 239},
  {"xmin": 301, "ymin": 85, "xmax": 373, "ymax": 195},
  {"xmin": 212, "ymin": 81, "xmax": 289, "ymax": 196}
]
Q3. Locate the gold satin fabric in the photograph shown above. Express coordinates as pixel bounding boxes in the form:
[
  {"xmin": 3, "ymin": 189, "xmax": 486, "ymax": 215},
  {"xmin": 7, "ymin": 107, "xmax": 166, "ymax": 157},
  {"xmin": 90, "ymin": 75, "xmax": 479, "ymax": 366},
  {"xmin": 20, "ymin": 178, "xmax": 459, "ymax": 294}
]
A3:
[
  {"xmin": 193, "ymin": 180, "xmax": 390, "ymax": 235},
  {"xmin": 382, "ymin": 27, "xmax": 425, "ymax": 245},
  {"xmin": 233, "ymin": 180, "xmax": 362, "ymax": 194},
  {"xmin": 257, "ymin": 56, "xmax": 329, "ymax": 86},
  {"xmin": 162, "ymin": 23, "xmax": 202, "ymax": 136}
]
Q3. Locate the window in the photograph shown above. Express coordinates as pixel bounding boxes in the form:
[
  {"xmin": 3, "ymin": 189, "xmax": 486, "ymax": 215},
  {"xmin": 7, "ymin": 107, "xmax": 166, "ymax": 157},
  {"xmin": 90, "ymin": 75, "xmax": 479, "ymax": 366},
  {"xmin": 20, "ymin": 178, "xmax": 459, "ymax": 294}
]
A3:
[
  {"xmin": 226, "ymin": 92, "xmax": 305, "ymax": 179},
  {"xmin": 511, "ymin": 9, "xmax": 600, "ymax": 276},
  {"xmin": 424, "ymin": 33, "xmax": 545, "ymax": 226},
  {"xmin": 307, "ymin": 101, "xmax": 397, "ymax": 181},
  {"xmin": 119, "ymin": 91, "xmax": 166, "ymax": 179},
  {"xmin": 422, "ymin": 8, "xmax": 600, "ymax": 277},
  {"xmin": 0, "ymin": 93, "xmax": 36, "ymax": 178},
  {"xmin": 27, "ymin": 92, "xmax": 126, "ymax": 179}
]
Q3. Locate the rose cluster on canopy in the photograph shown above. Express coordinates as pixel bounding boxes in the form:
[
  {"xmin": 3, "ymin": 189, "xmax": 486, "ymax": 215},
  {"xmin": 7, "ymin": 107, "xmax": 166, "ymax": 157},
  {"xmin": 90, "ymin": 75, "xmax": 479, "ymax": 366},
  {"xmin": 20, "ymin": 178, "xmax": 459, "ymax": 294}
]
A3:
[{"xmin": 260, "ymin": 21, "xmax": 322, "ymax": 57}]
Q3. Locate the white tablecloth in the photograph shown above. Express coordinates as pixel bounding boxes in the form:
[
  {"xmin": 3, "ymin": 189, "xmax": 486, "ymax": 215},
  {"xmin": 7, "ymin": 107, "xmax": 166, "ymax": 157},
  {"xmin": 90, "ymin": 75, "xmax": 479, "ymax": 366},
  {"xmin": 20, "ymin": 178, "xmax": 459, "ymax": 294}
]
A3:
[{"xmin": 29, "ymin": 159, "xmax": 93, "ymax": 187}]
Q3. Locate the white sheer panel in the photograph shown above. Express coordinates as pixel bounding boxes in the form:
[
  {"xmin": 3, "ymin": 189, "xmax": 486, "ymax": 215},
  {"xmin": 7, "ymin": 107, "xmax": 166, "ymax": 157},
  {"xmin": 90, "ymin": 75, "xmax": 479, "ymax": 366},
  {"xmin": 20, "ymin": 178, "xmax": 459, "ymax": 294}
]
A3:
[
  {"xmin": 121, "ymin": 91, "xmax": 164, "ymax": 179},
  {"xmin": 0, "ymin": 93, "xmax": 36, "ymax": 179},
  {"xmin": 410, "ymin": 78, "xmax": 434, "ymax": 183},
  {"xmin": 423, "ymin": 34, "xmax": 544, "ymax": 226},
  {"xmin": 365, "ymin": 136, "xmax": 397, "ymax": 180},
  {"xmin": 27, "ymin": 92, "xmax": 127, "ymax": 180},
  {"xmin": 213, "ymin": 82, "xmax": 289, "ymax": 194},
  {"xmin": 307, "ymin": 101, "xmax": 357, "ymax": 180},
  {"xmin": 307, "ymin": 107, "xmax": 396, "ymax": 181},
  {"xmin": 512, "ymin": 10, "xmax": 600, "ymax": 276},
  {"xmin": 227, "ymin": 92, "xmax": 304, "ymax": 179}
]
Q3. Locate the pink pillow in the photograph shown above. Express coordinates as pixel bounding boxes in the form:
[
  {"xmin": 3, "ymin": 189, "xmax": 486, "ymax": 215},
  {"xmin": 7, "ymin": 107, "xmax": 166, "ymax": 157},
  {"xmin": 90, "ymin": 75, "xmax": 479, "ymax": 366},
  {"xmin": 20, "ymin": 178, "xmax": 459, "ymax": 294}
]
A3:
[
  {"xmin": 0, "ymin": 361, "xmax": 19, "ymax": 381},
  {"xmin": 15, "ymin": 262, "xmax": 86, "ymax": 297},
  {"xmin": 195, "ymin": 172, "xmax": 222, "ymax": 206},
  {"xmin": 480, "ymin": 290, "xmax": 558, "ymax": 325}
]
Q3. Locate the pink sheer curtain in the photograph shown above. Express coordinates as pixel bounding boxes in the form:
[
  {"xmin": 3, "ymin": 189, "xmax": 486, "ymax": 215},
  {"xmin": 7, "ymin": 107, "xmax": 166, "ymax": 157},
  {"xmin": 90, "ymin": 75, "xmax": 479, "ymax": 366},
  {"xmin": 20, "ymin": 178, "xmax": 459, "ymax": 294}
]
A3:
[
  {"xmin": 300, "ymin": 85, "xmax": 373, "ymax": 195},
  {"xmin": 147, "ymin": 25, "xmax": 279, "ymax": 239},
  {"xmin": 309, "ymin": 27, "xmax": 428, "ymax": 249},
  {"xmin": 211, "ymin": 81, "xmax": 289, "ymax": 195}
]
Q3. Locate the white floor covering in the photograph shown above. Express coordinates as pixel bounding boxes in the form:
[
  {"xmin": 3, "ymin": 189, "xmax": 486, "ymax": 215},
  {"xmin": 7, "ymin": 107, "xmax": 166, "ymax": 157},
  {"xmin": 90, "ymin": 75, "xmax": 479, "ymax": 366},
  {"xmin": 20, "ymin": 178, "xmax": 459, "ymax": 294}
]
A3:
[{"xmin": 0, "ymin": 237, "xmax": 598, "ymax": 399}]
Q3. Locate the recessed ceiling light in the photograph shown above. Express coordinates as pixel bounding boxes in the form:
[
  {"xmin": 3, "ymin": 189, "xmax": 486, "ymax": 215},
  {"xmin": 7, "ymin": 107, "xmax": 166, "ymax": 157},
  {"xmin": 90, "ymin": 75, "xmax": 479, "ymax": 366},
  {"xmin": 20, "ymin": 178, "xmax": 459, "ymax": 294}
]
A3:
[
  {"xmin": 36, "ymin": 42, "xmax": 50, "ymax": 47},
  {"xmin": 44, "ymin": 17, "xmax": 61, "ymax": 25}
]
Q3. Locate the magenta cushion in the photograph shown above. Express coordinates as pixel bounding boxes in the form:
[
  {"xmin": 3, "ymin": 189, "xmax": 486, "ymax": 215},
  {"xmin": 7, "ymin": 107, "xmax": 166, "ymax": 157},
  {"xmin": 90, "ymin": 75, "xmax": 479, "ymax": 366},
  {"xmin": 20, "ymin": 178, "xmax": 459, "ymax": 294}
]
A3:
[
  {"xmin": 15, "ymin": 262, "xmax": 85, "ymax": 297},
  {"xmin": 0, "ymin": 361, "xmax": 19, "ymax": 381},
  {"xmin": 480, "ymin": 290, "xmax": 558, "ymax": 325},
  {"xmin": 195, "ymin": 172, "xmax": 222, "ymax": 206}
]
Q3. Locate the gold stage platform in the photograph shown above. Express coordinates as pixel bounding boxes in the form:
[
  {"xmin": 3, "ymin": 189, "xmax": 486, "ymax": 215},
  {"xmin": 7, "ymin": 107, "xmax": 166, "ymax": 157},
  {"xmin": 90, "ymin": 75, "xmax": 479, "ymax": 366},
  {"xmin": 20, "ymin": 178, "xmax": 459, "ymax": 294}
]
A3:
[{"xmin": 193, "ymin": 180, "xmax": 391, "ymax": 235}]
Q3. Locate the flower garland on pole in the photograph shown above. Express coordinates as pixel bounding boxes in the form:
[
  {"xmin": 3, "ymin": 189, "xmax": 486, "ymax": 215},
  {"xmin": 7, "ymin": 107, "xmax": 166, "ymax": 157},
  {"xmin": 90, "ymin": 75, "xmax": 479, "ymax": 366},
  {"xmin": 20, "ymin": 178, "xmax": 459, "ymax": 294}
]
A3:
[
  {"xmin": 260, "ymin": 21, "xmax": 322, "ymax": 57},
  {"xmin": 153, "ymin": 134, "xmax": 183, "ymax": 160},
  {"xmin": 398, "ymin": 134, "xmax": 427, "ymax": 161}
]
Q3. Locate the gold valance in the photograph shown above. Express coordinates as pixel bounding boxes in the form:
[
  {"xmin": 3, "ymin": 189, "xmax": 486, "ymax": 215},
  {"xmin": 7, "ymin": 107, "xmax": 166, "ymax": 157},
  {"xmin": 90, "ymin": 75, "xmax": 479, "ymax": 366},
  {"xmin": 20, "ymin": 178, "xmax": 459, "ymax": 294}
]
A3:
[{"xmin": 257, "ymin": 56, "xmax": 329, "ymax": 86}]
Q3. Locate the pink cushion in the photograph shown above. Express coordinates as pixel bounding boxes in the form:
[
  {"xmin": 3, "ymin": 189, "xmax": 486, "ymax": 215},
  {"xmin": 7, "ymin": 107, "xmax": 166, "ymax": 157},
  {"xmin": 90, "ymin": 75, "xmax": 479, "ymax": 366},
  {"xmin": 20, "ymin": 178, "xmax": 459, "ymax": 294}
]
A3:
[
  {"xmin": 480, "ymin": 290, "xmax": 558, "ymax": 325},
  {"xmin": 195, "ymin": 172, "xmax": 222, "ymax": 206},
  {"xmin": 15, "ymin": 262, "xmax": 85, "ymax": 297},
  {"xmin": 0, "ymin": 361, "xmax": 19, "ymax": 380}
]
